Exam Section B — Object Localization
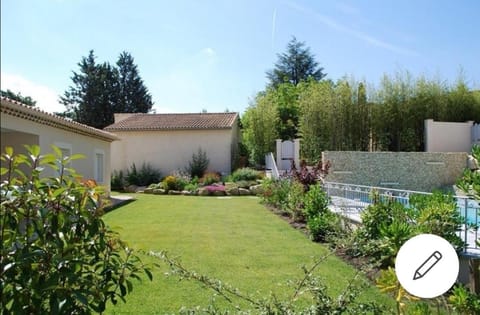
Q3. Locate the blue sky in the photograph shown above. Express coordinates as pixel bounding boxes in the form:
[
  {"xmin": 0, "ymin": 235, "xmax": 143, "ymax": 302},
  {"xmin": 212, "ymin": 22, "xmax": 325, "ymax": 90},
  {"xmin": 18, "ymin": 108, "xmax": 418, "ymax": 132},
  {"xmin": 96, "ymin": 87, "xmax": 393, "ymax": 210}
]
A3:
[{"xmin": 1, "ymin": 0, "xmax": 479, "ymax": 114}]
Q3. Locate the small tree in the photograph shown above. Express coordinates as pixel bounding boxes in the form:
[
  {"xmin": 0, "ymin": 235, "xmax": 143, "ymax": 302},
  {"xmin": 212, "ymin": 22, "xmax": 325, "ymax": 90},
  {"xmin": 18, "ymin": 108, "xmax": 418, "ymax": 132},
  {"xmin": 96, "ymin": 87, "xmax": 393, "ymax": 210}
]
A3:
[
  {"xmin": 187, "ymin": 148, "xmax": 209, "ymax": 178},
  {"xmin": 0, "ymin": 145, "xmax": 152, "ymax": 314}
]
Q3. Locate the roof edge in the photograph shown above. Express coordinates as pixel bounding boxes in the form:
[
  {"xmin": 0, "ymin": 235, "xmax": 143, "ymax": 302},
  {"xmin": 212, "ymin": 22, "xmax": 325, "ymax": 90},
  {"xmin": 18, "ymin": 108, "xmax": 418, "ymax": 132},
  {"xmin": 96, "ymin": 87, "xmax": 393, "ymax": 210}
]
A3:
[{"xmin": 1, "ymin": 97, "xmax": 119, "ymax": 142}]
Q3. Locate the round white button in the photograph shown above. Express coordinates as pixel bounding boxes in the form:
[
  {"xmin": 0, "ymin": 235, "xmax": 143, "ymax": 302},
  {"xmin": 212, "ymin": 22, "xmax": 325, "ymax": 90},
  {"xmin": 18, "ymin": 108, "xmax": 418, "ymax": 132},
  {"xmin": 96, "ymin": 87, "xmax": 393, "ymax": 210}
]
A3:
[{"xmin": 395, "ymin": 234, "xmax": 459, "ymax": 299}]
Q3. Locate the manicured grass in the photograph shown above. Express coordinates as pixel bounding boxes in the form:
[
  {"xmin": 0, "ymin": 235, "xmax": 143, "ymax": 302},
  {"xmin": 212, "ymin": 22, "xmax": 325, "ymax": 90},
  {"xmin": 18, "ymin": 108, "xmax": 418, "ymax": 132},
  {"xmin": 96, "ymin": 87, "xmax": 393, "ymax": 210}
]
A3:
[{"xmin": 104, "ymin": 194, "xmax": 395, "ymax": 313}]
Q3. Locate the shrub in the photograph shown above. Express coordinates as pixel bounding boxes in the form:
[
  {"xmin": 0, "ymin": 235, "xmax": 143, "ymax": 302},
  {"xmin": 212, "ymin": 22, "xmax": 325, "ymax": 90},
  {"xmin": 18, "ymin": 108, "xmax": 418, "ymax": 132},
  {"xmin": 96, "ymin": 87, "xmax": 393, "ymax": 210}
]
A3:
[
  {"xmin": 171, "ymin": 170, "xmax": 192, "ymax": 191},
  {"xmin": 307, "ymin": 211, "xmax": 342, "ymax": 242},
  {"xmin": 351, "ymin": 192, "xmax": 465, "ymax": 267},
  {"xmin": 184, "ymin": 182, "xmax": 199, "ymax": 193},
  {"xmin": 163, "ymin": 175, "xmax": 177, "ymax": 191},
  {"xmin": 111, "ymin": 169, "xmax": 126, "ymax": 191},
  {"xmin": 261, "ymin": 178, "xmax": 305, "ymax": 221},
  {"xmin": 201, "ymin": 172, "xmax": 221, "ymax": 186},
  {"xmin": 230, "ymin": 167, "xmax": 261, "ymax": 182},
  {"xmin": 187, "ymin": 147, "xmax": 209, "ymax": 178},
  {"xmin": 126, "ymin": 162, "xmax": 161, "ymax": 186},
  {"xmin": 0, "ymin": 145, "xmax": 152, "ymax": 314},
  {"xmin": 289, "ymin": 159, "xmax": 330, "ymax": 191},
  {"xmin": 410, "ymin": 192, "xmax": 464, "ymax": 248},
  {"xmin": 286, "ymin": 180, "xmax": 306, "ymax": 222},
  {"xmin": 303, "ymin": 183, "xmax": 329, "ymax": 220}
]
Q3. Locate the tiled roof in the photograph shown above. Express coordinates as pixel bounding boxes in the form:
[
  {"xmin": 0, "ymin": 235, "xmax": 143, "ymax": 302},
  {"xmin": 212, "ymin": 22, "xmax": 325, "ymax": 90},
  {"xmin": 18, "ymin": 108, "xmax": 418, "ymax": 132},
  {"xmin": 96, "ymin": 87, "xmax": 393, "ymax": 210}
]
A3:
[
  {"xmin": 104, "ymin": 112, "xmax": 238, "ymax": 131},
  {"xmin": 1, "ymin": 97, "xmax": 119, "ymax": 142}
]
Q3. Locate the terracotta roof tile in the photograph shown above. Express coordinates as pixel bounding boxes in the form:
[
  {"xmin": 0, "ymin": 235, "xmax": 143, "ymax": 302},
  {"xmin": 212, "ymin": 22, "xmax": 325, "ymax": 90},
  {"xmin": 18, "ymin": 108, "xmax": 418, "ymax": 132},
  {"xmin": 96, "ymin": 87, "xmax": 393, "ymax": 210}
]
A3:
[
  {"xmin": 104, "ymin": 112, "xmax": 238, "ymax": 131},
  {"xmin": 1, "ymin": 97, "xmax": 118, "ymax": 142}
]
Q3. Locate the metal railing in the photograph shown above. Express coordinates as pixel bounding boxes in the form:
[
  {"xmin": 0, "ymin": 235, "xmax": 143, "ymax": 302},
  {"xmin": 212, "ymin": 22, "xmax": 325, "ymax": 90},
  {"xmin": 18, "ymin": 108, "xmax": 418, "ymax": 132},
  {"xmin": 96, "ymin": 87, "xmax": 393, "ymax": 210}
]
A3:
[{"xmin": 323, "ymin": 181, "xmax": 480, "ymax": 256}]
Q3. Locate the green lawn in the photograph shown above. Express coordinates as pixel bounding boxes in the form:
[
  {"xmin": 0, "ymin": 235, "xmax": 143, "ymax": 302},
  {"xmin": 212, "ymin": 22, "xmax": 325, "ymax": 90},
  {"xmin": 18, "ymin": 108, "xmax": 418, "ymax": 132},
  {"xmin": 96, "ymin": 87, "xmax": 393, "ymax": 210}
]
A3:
[{"xmin": 104, "ymin": 194, "xmax": 395, "ymax": 313}]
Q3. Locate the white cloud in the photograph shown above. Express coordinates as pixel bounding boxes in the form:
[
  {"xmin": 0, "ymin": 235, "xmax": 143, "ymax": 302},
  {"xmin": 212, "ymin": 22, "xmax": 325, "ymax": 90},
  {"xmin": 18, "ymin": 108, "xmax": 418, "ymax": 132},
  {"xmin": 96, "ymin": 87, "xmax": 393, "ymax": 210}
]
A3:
[
  {"xmin": 200, "ymin": 47, "xmax": 216, "ymax": 58},
  {"xmin": 1, "ymin": 72, "xmax": 63, "ymax": 113}
]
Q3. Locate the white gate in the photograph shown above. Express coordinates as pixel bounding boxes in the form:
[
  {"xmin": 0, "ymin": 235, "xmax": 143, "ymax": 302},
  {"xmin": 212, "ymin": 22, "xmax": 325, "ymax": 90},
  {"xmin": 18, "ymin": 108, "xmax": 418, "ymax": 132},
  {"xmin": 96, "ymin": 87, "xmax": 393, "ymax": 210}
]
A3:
[
  {"xmin": 275, "ymin": 139, "xmax": 300, "ymax": 172},
  {"xmin": 280, "ymin": 140, "xmax": 294, "ymax": 170}
]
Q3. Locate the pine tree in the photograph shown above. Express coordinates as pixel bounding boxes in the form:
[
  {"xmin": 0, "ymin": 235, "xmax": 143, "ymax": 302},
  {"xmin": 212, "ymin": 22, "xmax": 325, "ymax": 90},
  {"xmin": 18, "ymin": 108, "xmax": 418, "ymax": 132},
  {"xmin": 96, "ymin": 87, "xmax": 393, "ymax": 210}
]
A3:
[
  {"xmin": 60, "ymin": 51, "xmax": 118, "ymax": 129},
  {"xmin": 266, "ymin": 37, "xmax": 326, "ymax": 88},
  {"xmin": 60, "ymin": 50, "xmax": 153, "ymax": 129},
  {"xmin": 116, "ymin": 52, "xmax": 153, "ymax": 113}
]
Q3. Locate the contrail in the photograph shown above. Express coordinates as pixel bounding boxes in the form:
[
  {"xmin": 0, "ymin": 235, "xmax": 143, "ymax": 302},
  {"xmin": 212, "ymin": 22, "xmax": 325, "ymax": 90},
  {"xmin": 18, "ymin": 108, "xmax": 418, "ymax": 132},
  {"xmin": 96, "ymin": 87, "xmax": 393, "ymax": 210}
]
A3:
[{"xmin": 271, "ymin": 8, "xmax": 277, "ymax": 52}]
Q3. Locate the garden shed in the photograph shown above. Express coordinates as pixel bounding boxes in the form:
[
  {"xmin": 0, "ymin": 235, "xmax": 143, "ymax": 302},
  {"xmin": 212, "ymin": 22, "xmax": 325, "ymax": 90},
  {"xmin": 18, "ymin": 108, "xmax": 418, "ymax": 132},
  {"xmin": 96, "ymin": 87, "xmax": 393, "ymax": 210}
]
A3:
[
  {"xmin": 0, "ymin": 96, "xmax": 118, "ymax": 192},
  {"xmin": 104, "ymin": 112, "xmax": 240, "ymax": 176}
]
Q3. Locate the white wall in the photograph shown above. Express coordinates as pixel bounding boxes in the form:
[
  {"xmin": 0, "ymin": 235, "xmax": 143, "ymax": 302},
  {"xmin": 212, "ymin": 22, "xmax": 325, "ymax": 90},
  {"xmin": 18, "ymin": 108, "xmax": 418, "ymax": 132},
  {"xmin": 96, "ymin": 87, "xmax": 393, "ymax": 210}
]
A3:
[
  {"xmin": 110, "ymin": 129, "xmax": 235, "ymax": 176},
  {"xmin": 425, "ymin": 119, "xmax": 473, "ymax": 152},
  {"xmin": 1, "ymin": 114, "xmax": 112, "ymax": 192}
]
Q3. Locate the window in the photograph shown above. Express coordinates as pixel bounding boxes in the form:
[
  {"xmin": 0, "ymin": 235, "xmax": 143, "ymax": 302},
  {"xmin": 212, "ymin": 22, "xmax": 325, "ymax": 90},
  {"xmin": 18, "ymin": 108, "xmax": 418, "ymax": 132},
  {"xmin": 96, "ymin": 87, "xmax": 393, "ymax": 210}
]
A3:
[
  {"xmin": 54, "ymin": 142, "xmax": 72, "ymax": 176},
  {"xmin": 94, "ymin": 150, "xmax": 104, "ymax": 183}
]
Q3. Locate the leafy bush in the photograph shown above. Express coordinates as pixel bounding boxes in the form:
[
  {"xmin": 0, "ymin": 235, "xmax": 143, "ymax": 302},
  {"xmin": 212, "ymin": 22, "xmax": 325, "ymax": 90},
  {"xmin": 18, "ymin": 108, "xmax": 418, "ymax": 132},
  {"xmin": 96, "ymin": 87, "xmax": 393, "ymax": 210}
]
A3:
[
  {"xmin": 410, "ymin": 192, "xmax": 464, "ymax": 248},
  {"xmin": 307, "ymin": 211, "xmax": 342, "ymax": 242},
  {"xmin": 230, "ymin": 167, "xmax": 261, "ymax": 182},
  {"xmin": 126, "ymin": 162, "xmax": 161, "ymax": 186},
  {"xmin": 448, "ymin": 284, "xmax": 480, "ymax": 314},
  {"xmin": 111, "ymin": 169, "xmax": 126, "ymax": 191},
  {"xmin": 162, "ymin": 175, "xmax": 177, "ymax": 191},
  {"xmin": 303, "ymin": 183, "xmax": 329, "ymax": 220},
  {"xmin": 184, "ymin": 182, "xmax": 199, "ymax": 193},
  {"xmin": 261, "ymin": 178, "xmax": 305, "ymax": 218},
  {"xmin": 171, "ymin": 170, "xmax": 191, "ymax": 191},
  {"xmin": 187, "ymin": 147, "xmax": 209, "ymax": 178},
  {"xmin": 351, "ymin": 192, "xmax": 465, "ymax": 267},
  {"xmin": 289, "ymin": 159, "xmax": 330, "ymax": 191},
  {"xmin": 201, "ymin": 172, "xmax": 220, "ymax": 186},
  {"xmin": 0, "ymin": 145, "xmax": 151, "ymax": 314}
]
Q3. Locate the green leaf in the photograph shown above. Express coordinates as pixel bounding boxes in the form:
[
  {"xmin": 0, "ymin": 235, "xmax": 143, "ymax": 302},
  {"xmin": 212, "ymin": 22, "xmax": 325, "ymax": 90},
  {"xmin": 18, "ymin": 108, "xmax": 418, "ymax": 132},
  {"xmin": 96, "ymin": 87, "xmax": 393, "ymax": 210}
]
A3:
[
  {"xmin": 51, "ymin": 145, "xmax": 62, "ymax": 158},
  {"xmin": 119, "ymin": 283, "xmax": 127, "ymax": 296},
  {"xmin": 74, "ymin": 292, "xmax": 88, "ymax": 306},
  {"xmin": 0, "ymin": 167, "xmax": 8, "ymax": 176},
  {"xmin": 5, "ymin": 146, "xmax": 13, "ymax": 156},
  {"xmin": 144, "ymin": 268, "xmax": 153, "ymax": 281}
]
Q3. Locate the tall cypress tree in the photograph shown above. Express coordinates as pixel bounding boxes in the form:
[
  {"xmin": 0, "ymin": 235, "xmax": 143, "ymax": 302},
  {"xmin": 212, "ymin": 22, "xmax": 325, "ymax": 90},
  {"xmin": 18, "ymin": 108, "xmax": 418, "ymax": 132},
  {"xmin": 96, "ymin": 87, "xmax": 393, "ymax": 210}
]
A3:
[
  {"xmin": 116, "ymin": 52, "xmax": 153, "ymax": 113},
  {"xmin": 60, "ymin": 50, "xmax": 153, "ymax": 129}
]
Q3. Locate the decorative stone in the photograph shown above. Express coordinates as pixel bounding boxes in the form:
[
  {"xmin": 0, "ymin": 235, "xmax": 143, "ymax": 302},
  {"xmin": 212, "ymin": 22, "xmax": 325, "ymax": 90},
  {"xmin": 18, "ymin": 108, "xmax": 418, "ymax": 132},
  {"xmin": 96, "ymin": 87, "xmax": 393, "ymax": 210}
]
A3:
[
  {"xmin": 249, "ymin": 184, "xmax": 264, "ymax": 195},
  {"xmin": 125, "ymin": 185, "xmax": 138, "ymax": 193},
  {"xmin": 238, "ymin": 188, "xmax": 251, "ymax": 195},
  {"xmin": 144, "ymin": 188, "xmax": 154, "ymax": 194},
  {"xmin": 226, "ymin": 187, "xmax": 239, "ymax": 196},
  {"xmin": 212, "ymin": 190, "xmax": 226, "ymax": 196},
  {"xmin": 168, "ymin": 190, "xmax": 182, "ymax": 195},
  {"xmin": 153, "ymin": 188, "xmax": 166, "ymax": 195},
  {"xmin": 198, "ymin": 188, "xmax": 210, "ymax": 196}
]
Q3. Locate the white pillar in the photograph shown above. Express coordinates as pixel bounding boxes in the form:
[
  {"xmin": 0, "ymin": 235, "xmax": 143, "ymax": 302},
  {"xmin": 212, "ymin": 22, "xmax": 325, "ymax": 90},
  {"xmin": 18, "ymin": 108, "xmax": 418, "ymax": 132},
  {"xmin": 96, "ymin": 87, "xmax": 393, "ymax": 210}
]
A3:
[
  {"xmin": 294, "ymin": 138, "xmax": 300, "ymax": 168},
  {"xmin": 276, "ymin": 139, "xmax": 282, "ymax": 170}
]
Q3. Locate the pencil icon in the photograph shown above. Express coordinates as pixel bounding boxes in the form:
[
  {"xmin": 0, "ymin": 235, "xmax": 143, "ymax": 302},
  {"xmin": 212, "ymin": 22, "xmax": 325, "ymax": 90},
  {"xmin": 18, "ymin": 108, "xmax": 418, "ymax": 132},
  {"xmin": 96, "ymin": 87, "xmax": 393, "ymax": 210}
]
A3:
[{"xmin": 413, "ymin": 250, "xmax": 443, "ymax": 280}]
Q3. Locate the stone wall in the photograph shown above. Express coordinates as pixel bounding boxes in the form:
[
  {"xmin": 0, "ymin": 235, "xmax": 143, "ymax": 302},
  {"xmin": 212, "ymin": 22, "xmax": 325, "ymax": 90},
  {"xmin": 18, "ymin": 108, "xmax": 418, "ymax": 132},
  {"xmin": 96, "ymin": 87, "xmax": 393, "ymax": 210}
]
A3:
[{"xmin": 322, "ymin": 151, "xmax": 468, "ymax": 192}]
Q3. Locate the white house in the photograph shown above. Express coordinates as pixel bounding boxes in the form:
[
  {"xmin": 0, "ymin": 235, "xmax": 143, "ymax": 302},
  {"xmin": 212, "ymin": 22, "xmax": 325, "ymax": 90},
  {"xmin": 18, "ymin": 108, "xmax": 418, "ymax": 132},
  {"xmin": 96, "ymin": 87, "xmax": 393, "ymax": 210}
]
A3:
[
  {"xmin": 104, "ymin": 112, "xmax": 240, "ymax": 176},
  {"xmin": 0, "ymin": 97, "xmax": 118, "ymax": 192}
]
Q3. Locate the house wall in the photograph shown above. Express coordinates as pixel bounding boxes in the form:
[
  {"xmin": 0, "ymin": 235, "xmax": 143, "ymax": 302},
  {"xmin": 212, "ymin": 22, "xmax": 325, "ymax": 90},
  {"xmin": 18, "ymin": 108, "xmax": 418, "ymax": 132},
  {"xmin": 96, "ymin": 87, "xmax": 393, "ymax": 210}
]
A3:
[
  {"xmin": 1, "ymin": 114, "xmax": 112, "ymax": 192},
  {"xmin": 425, "ymin": 119, "xmax": 473, "ymax": 152},
  {"xmin": 322, "ymin": 151, "xmax": 467, "ymax": 192},
  {"xmin": 110, "ymin": 128, "xmax": 235, "ymax": 176}
]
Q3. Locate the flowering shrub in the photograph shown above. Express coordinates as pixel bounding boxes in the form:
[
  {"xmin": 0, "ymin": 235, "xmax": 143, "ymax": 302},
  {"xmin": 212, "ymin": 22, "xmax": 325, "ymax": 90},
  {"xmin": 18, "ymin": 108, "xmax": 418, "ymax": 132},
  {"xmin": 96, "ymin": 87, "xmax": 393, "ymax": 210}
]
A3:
[
  {"xmin": 162, "ymin": 175, "xmax": 177, "ymax": 191},
  {"xmin": 201, "ymin": 172, "xmax": 221, "ymax": 185},
  {"xmin": 0, "ymin": 145, "xmax": 151, "ymax": 314},
  {"xmin": 204, "ymin": 184, "xmax": 226, "ymax": 193}
]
